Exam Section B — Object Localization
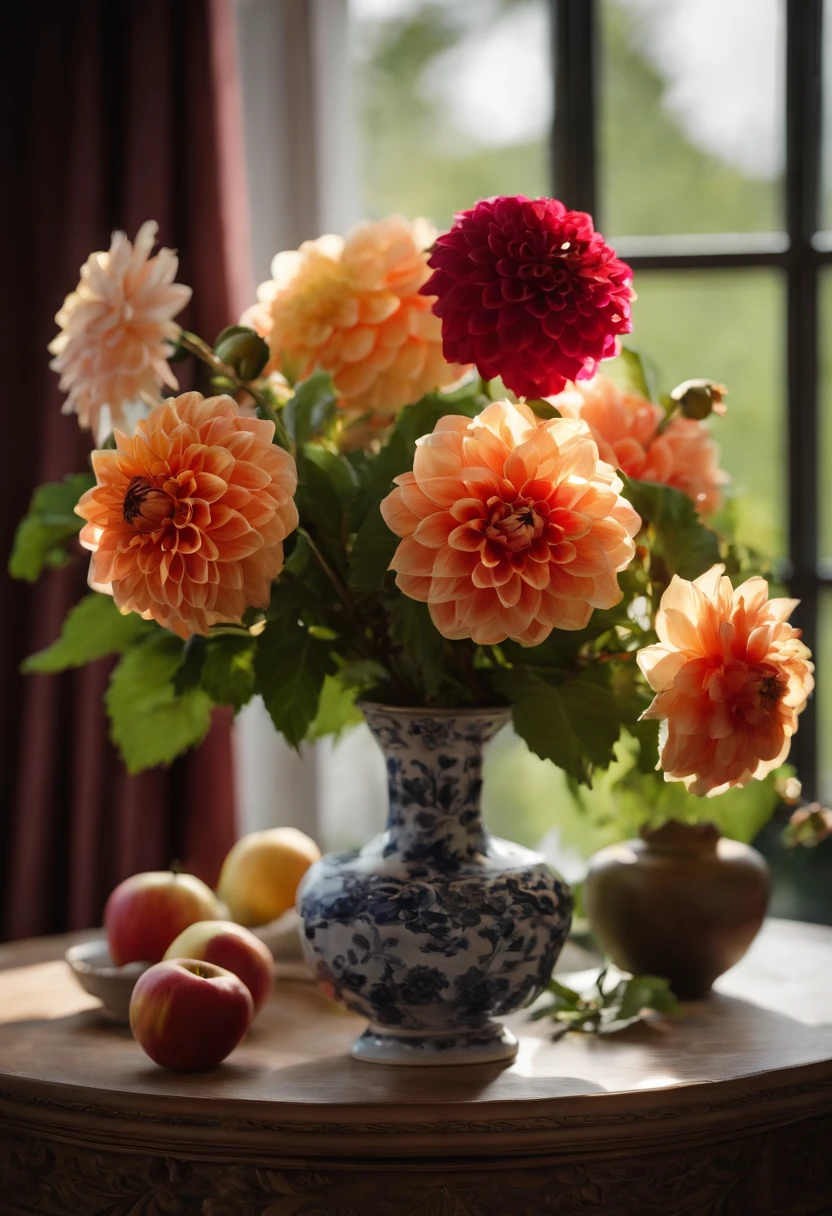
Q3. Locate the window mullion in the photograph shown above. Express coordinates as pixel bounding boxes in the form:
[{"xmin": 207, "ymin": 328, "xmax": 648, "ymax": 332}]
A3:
[
  {"xmin": 785, "ymin": 0, "xmax": 823, "ymax": 797},
  {"xmin": 551, "ymin": 0, "xmax": 597, "ymax": 215}
]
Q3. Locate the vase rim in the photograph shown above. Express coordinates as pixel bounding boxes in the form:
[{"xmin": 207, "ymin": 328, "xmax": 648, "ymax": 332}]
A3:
[{"xmin": 360, "ymin": 701, "xmax": 511, "ymax": 720}]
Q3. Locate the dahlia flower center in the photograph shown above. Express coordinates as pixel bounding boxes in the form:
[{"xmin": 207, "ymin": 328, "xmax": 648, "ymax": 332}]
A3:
[
  {"xmin": 506, "ymin": 227, "xmax": 585, "ymax": 293},
  {"xmin": 745, "ymin": 669, "xmax": 787, "ymax": 716},
  {"xmin": 702, "ymin": 660, "xmax": 787, "ymax": 726},
  {"xmin": 122, "ymin": 470, "xmax": 198, "ymax": 533},
  {"xmin": 486, "ymin": 494, "xmax": 548, "ymax": 553}
]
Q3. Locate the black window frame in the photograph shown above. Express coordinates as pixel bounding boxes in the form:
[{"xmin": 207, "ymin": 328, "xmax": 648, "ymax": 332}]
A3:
[{"xmin": 551, "ymin": 0, "xmax": 826, "ymax": 798}]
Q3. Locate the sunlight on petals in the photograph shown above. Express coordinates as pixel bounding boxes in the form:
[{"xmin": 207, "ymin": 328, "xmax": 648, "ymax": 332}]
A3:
[
  {"xmin": 381, "ymin": 399, "xmax": 640, "ymax": 646},
  {"xmin": 637, "ymin": 564, "xmax": 814, "ymax": 796}
]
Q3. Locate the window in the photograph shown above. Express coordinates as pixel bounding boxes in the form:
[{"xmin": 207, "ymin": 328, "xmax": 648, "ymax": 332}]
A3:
[
  {"xmin": 344, "ymin": 0, "xmax": 832, "ymax": 908},
  {"xmin": 552, "ymin": 0, "xmax": 825, "ymax": 812},
  {"xmin": 237, "ymin": 1, "xmax": 829, "ymax": 907}
]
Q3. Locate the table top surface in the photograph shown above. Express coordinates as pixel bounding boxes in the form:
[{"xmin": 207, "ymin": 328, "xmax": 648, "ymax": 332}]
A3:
[{"xmin": 1, "ymin": 918, "xmax": 832, "ymax": 1155}]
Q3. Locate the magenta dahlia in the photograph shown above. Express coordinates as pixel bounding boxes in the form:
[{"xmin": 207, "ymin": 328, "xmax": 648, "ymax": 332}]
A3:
[{"xmin": 421, "ymin": 196, "xmax": 634, "ymax": 398}]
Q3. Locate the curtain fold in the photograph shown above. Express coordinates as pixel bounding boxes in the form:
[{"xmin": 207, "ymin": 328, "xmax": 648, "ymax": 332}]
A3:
[{"xmin": 0, "ymin": 0, "xmax": 248, "ymax": 941}]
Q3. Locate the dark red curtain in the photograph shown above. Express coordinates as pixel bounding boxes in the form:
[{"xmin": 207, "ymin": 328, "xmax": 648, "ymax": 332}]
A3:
[{"xmin": 0, "ymin": 0, "xmax": 250, "ymax": 941}]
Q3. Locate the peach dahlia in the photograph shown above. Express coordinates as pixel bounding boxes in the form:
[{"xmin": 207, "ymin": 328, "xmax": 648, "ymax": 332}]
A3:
[
  {"xmin": 243, "ymin": 216, "xmax": 467, "ymax": 435},
  {"xmin": 76, "ymin": 392, "xmax": 298, "ymax": 637},
  {"xmin": 554, "ymin": 374, "xmax": 727, "ymax": 515},
  {"xmin": 380, "ymin": 399, "xmax": 641, "ymax": 645},
  {"xmin": 638, "ymin": 565, "xmax": 814, "ymax": 796}
]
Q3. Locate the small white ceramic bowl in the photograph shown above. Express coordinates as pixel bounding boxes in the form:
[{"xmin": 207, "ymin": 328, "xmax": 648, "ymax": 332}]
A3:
[{"xmin": 65, "ymin": 939, "xmax": 148, "ymax": 1023}]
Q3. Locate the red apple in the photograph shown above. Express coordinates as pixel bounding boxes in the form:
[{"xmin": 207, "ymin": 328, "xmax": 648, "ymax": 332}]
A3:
[
  {"xmin": 129, "ymin": 959, "xmax": 253, "ymax": 1070},
  {"xmin": 163, "ymin": 921, "xmax": 275, "ymax": 1013},
  {"xmin": 104, "ymin": 871, "xmax": 221, "ymax": 966}
]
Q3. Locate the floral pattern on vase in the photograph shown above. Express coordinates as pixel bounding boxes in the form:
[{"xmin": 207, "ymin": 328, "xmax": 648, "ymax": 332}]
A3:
[{"xmin": 298, "ymin": 706, "xmax": 572, "ymax": 1065}]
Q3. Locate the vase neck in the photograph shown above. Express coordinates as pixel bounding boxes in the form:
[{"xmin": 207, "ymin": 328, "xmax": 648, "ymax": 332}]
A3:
[
  {"xmin": 363, "ymin": 707, "xmax": 510, "ymax": 864},
  {"xmin": 640, "ymin": 820, "xmax": 721, "ymax": 855}
]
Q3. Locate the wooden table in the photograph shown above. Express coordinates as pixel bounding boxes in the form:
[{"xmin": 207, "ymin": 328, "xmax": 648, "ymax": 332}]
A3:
[{"xmin": 1, "ymin": 919, "xmax": 831, "ymax": 1215}]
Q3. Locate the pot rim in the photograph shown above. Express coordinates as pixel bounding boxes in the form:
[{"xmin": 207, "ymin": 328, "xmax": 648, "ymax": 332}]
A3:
[{"xmin": 359, "ymin": 701, "xmax": 512, "ymax": 720}]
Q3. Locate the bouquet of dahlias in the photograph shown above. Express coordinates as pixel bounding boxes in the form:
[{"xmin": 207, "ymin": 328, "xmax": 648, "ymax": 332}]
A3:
[{"xmin": 11, "ymin": 199, "xmax": 814, "ymax": 807}]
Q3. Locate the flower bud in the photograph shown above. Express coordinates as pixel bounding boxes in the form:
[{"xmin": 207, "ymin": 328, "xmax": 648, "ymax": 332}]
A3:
[
  {"xmin": 214, "ymin": 326, "xmax": 270, "ymax": 382},
  {"xmin": 775, "ymin": 774, "xmax": 802, "ymax": 804},
  {"xmin": 670, "ymin": 378, "xmax": 727, "ymax": 420},
  {"xmin": 782, "ymin": 803, "xmax": 832, "ymax": 849}
]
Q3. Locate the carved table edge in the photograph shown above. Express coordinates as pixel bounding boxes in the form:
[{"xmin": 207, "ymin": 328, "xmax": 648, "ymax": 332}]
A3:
[
  {"xmin": 4, "ymin": 1104, "xmax": 832, "ymax": 1179},
  {"xmin": 1, "ymin": 1066, "xmax": 832, "ymax": 1166}
]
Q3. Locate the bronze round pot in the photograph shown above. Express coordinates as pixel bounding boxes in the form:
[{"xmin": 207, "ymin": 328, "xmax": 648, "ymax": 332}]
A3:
[{"xmin": 584, "ymin": 821, "xmax": 771, "ymax": 999}]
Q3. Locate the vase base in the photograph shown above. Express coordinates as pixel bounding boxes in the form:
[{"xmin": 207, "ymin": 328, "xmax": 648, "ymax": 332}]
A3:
[{"xmin": 351, "ymin": 1021, "xmax": 518, "ymax": 1067}]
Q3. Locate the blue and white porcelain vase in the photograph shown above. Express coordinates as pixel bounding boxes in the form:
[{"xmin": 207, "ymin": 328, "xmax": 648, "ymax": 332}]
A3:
[{"xmin": 298, "ymin": 705, "xmax": 573, "ymax": 1066}]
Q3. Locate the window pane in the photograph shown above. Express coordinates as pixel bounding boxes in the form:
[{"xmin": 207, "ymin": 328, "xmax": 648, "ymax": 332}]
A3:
[
  {"xmin": 820, "ymin": 270, "xmax": 832, "ymax": 558},
  {"xmin": 760, "ymin": 591, "xmax": 832, "ymax": 925},
  {"xmin": 599, "ymin": 0, "xmax": 785, "ymax": 237},
  {"xmin": 627, "ymin": 270, "xmax": 786, "ymax": 557},
  {"xmin": 348, "ymin": 0, "xmax": 551, "ymax": 229}
]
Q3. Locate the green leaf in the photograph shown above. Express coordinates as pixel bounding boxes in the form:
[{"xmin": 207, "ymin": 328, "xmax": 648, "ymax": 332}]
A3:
[
  {"xmin": 526, "ymin": 399, "xmax": 561, "ymax": 420},
  {"xmin": 627, "ymin": 719, "xmax": 661, "ymax": 773},
  {"xmin": 254, "ymin": 610, "xmax": 336, "ymax": 748},
  {"xmin": 9, "ymin": 472, "xmax": 95, "ymax": 582},
  {"xmin": 547, "ymin": 978, "xmax": 583, "ymax": 1005},
  {"xmin": 354, "ymin": 387, "xmax": 487, "ymax": 524},
  {"xmin": 22, "ymin": 593, "xmax": 155, "ymax": 673},
  {"xmin": 302, "ymin": 443, "xmax": 357, "ymax": 502},
  {"xmin": 106, "ymin": 634, "xmax": 213, "ymax": 774},
  {"xmin": 295, "ymin": 445, "xmax": 357, "ymax": 572},
  {"xmin": 616, "ymin": 974, "xmax": 679, "ymax": 1021},
  {"xmin": 305, "ymin": 661, "xmax": 384, "ymax": 741},
  {"xmin": 532, "ymin": 965, "xmax": 679, "ymax": 1038},
  {"xmin": 621, "ymin": 475, "xmax": 721, "ymax": 580},
  {"xmin": 200, "ymin": 634, "xmax": 256, "ymax": 712},
  {"xmin": 283, "ymin": 371, "xmax": 338, "ymax": 448},
  {"xmin": 349, "ymin": 507, "xmax": 398, "ymax": 597},
  {"xmin": 494, "ymin": 668, "xmax": 588, "ymax": 783},
  {"xmin": 559, "ymin": 667, "xmax": 632, "ymax": 770},
  {"xmin": 607, "ymin": 346, "xmax": 658, "ymax": 402},
  {"xmin": 501, "ymin": 603, "xmax": 631, "ymax": 670},
  {"xmin": 306, "ymin": 674, "xmax": 364, "ymax": 740},
  {"xmin": 387, "ymin": 597, "xmax": 448, "ymax": 699},
  {"xmin": 495, "ymin": 665, "xmax": 636, "ymax": 783},
  {"xmin": 172, "ymin": 634, "xmax": 208, "ymax": 695}
]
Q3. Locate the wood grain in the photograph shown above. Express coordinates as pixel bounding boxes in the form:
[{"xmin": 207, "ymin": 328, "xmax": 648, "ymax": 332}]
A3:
[{"xmin": 1, "ymin": 918, "xmax": 831, "ymax": 1214}]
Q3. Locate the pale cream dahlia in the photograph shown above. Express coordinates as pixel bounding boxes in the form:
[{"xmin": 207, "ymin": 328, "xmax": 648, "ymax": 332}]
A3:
[{"xmin": 49, "ymin": 221, "xmax": 192, "ymax": 435}]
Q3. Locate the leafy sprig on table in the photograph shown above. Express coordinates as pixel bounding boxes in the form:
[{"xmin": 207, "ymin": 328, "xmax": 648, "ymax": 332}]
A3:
[{"xmin": 531, "ymin": 967, "xmax": 679, "ymax": 1040}]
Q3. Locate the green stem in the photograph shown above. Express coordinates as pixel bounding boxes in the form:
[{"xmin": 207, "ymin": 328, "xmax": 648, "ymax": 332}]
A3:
[
  {"xmin": 178, "ymin": 330, "xmax": 291, "ymax": 449},
  {"xmin": 451, "ymin": 642, "xmax": 486, "ymax": 702},
  {"xmin": 298, "ymin": 527, "xmax": 413, "ymax": 703},
  {"xmin": 655, "ymin": 403, "xmax": 680, "ymax": 435}
]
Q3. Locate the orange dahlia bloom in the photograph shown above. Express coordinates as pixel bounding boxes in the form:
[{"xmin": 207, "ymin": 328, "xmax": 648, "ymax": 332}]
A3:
[
  {"xmin": 380, "ymin": 399, "xmax": 640, "ymax": 645},
  {"xmin": 554, "ymin": 375, "xmax": 727, "ymax": 515},
  {"xmin": 242, "ymin": 217, "xmax": 467, "ymax": 433},
  {"xmin": 76, "ymin": 392, "xmax": 298, "ymax": 638},
  {"xmin": 638, "ymin": 565, "xmax": 814, "ymax": 797},
  {"xmin": 49, "ymin": 221, "xmax": 192, "ymax": 436}
]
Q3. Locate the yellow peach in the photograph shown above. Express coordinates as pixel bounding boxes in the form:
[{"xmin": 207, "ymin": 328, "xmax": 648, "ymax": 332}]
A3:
[{"xmin": 217, "ymin": 828, "xmax": 321, "ymax": 927}]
